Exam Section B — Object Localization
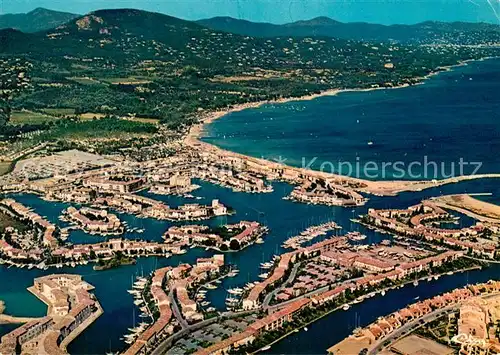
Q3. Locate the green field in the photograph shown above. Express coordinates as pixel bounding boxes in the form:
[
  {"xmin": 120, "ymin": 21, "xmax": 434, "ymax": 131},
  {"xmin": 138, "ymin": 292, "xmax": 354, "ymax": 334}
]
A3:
[
  {"xmin": 10, "ymin": 110, "xmax": 58, "ymax": 125},
  {"xmin": 123, "ymin": 116, "xmax": 160, "ymax": 124},
  {"xmin": 67, "ymin": 77, "xmax": 103, "ymax": 85},
  {"xmin": 41, "ymin": 108, "xmax": 77, "ymax": 117},
  {"xmin": 39, "ymin": 116, "xmax": 158, "ymax": 140},
  {"xmin": 100, "ymin": 77, "xmax": 152, "ymax": 85}
]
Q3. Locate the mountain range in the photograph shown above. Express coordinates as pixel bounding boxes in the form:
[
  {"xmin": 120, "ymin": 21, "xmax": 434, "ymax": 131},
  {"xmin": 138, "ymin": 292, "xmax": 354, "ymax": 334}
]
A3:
[
  {"xmin": 0, "ymin": 8, "xmax": 499, "ymax": 45},
  {"xmin": 1, "ymin": 8, "xmax": 498, "ymax": 132},
  {"xmin": 197, "ymin": 16, "xmax": 500, "ymax": 44},
  {"xmin": 0, "ymin": 8, "xmax": 79, "ymax": 33},
  {"xmin": 0, "ymin": 9, "xmax": 390, "ymax": 67}
]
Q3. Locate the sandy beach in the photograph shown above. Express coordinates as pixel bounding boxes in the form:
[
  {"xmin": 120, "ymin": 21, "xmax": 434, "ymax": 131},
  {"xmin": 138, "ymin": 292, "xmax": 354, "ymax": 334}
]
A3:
[
  {"xmin": 184, "ymin": 58, "xmax": 500, "ymax": 197},
  {"xmin": 187, "ymin": 57, "xmax": 490, "ymax": 142},
  {"xmin": 430, "ymin": 193, "xmax": 500, "ymax": 223}
]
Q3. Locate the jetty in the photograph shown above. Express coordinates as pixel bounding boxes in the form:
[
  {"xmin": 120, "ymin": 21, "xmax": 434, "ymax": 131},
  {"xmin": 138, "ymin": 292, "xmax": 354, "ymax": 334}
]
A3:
[{"xmin": 282, "ymin": 221, "xmax": 341, "ymax": 249}]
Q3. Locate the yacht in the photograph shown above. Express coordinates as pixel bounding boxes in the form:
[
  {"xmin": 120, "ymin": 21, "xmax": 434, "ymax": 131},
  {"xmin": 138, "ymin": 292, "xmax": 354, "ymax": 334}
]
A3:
[
  {"xmin": 342, "ymin": 304, "xmax": 350, "ymax": 311},
  {"xmin": 260, "ymin": 262, "xmax": 273, "ymax": 269},
  {"xmin": 228, "ymin": 288, "xmax": 243, "ymax": 295},
  {"xmin": 347, "ymin": 231, "xmax": 367, "ymax": 241},
  {"xmin": 225, "ymin": 298, "xmax": 239, "ymax": 305}
]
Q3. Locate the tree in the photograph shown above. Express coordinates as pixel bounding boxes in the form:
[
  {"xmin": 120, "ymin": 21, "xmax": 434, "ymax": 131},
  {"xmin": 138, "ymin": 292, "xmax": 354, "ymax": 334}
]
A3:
[
  {"xmin": 0, "ymin": 95, "xmax": 11, "ymax": 129},
  {"xmin": 229, "ymin": 239, "xmax": 240, "ymax": 251}
]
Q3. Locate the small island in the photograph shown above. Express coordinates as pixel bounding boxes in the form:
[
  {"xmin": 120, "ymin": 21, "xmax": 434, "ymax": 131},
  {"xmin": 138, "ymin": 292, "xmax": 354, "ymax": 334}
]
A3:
[
  {"xmin": 93, "ymin": 251, "xmax": 136, "ymax": 271},
  {"xmin": 163, "ymin": 221, "xmax": 269, "ymax": 252},
  {"xmin": 63, "ymin": 206, "xmax": 123, "ymax": 235}
]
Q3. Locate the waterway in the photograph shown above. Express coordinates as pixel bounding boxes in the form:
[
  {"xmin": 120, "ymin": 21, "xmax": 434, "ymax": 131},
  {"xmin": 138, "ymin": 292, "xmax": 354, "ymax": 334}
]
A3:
[{"xmin": 1, "ymin": 59, "xmax": 500, "ymax": 354}]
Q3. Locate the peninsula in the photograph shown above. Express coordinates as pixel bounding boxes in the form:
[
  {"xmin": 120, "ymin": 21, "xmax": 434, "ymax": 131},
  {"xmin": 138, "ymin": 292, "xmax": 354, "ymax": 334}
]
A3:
[
  {"xmin": 0, "ymin": 274, "xmax": 103, "ymax": 355},
  {"xmin": 330, "ymin": 280, "xmax": 500, "ymax": 355}
]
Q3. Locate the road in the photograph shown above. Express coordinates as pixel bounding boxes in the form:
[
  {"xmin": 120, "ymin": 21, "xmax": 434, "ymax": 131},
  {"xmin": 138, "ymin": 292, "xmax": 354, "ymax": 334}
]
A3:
[
  {"xmin": 265, "ymin": 274, "xmax": 365, "ymax": 312},
  {"xmin": 464, "ymin": 255, "xmax": 500, "ymax": 264},
  {"xmin": 151, "ymin": 309, "xmax": 256, "ymax": 355},
  {"xmin": 169, "ymin": 289, "xmax": 188, "ymax": 329},
  {"xmin": 263, "ymin": 263, "xmax": 300, "ymax": 309},
  {"xmin": 367, "ymin": 288, "xmax": 500, "ymax": 354},
  {"xmin": 367, "ymin": 305, "xmax": 456, "ymax": 355}
]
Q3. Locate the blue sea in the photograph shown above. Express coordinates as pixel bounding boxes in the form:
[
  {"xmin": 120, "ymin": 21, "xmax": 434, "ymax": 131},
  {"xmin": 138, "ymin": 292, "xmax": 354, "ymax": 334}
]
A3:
[
  {"xmin": 1, "ymin": 58, "xmax": 500, "ymax": 354},
  {"xmin": 202, "ymin": 58, "xmax": 500, "ymax": 180}
]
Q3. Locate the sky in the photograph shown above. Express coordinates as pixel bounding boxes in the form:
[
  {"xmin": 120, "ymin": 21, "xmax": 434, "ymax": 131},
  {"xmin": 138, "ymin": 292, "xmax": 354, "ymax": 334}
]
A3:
[{"xmin": 1, "ymin": 0, "xmax": 500, "ymax": 25}]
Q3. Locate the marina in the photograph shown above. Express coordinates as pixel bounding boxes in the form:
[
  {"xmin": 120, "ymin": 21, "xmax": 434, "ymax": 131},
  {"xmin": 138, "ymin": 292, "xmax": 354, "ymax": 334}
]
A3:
[
  {"xmin": 282, "ymin": 221, "xmax": 341, "ymax": 249},
  {"xmin": 0, "ymin": 58, "xmax": 500, "ymax": 354}
]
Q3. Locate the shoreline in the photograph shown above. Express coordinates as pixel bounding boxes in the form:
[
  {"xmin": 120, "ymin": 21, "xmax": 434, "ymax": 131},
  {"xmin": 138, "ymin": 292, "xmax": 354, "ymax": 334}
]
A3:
[
  {"xmin": 184, "ymin": 56, "xmax": 500, "ymax": 197},
  {"xmin": 187, "ymin": 57, "xmax": 491, "ymax": 142},
  {"xmin": 188, "ymin": 85, "xmax": 409, "ymax": 143},
  {"xmin": 252, "ymin": 265, "xmax": 482, "ymax": 354}
]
